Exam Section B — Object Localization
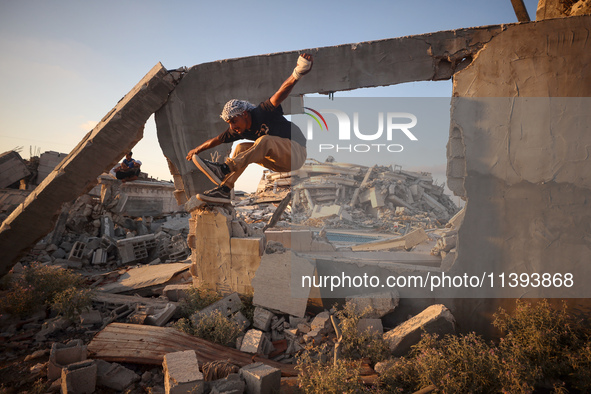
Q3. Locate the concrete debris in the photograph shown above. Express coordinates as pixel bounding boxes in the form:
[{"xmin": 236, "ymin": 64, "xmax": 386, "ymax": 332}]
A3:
[
  {"xmin": 96, "ymin": 359, "xmax": 140, "ymax": 391},
  {"xmin": 383, "ymin": 304, "xmax": 456, "ymax": 356},
  {"xmin": 357, "ymin": 318, "xmax": 384, "ymax": 335},
  {"xmin": 241, "ymin": 159, "xmax": 459, "ymax": 234},
  {"xmin": 345, "ymin": 290, "xmax": 400, "ymax": 318},
  {"xmin": 239, "ymin": 362, "xmax": 281, "ymax": 394},
  {"xmin": 61, "ymin": 359, "xmax": 97, "ymax": 394},
  {"xmin": 97, "ymin": 262, "xmax": 191, "ymax": 294},
  {"xmin": 210, "ymin": 373, "xmax": 245, "ymax": 394},
  {"xmin": 240, "ymin": 329, "xmax": 273, "ymax": 355},
  {"xmin": 163, "ymin": 350, "xmax": 205, "ymax": 394},
  {"xmin": 12, "ymin": 193, "xmax": 191, "ymax": 274},
  {"xmin": 251, "ymin": 250, "xmax": 315, "ymax": 318},
  {"xmin": 0, "ymin": 150, "xmax": 31, "ymax": 189},
  {"xmin": 48, "ymin": 339, "xmax": 87, "ymax": 381},
  {"xmin": 191, "ymin": 292, "xmax": 243, "ymax": 325}
]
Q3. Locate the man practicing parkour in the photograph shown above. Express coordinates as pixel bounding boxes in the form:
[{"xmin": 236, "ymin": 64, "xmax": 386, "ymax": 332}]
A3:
[{"xmin": 186, "ymin": 53, "xmax": 313, "ymax": 203}]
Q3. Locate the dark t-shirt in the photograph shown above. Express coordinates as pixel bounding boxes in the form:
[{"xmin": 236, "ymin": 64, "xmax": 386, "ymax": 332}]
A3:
[{"xmin": 216, "ymin": 99, "xmax": 306, "ymax": 147}]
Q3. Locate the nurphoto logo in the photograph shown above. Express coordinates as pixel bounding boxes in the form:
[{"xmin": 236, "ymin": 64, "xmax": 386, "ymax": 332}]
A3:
[{"xmin": 301, "ymin": 107, "xmax": 418, "ymax": 153}]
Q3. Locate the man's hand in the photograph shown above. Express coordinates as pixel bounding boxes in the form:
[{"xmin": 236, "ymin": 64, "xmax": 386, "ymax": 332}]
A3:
[
  {"xmin": 186, "ymin": 148, "xmax": 201, "ymax": 161},
  {"xmin": 292, "ymin": 53, "xmax": 314, "ymax": 80}
]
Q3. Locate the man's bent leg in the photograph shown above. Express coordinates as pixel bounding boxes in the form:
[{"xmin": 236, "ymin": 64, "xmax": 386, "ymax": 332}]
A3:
[
  {"xmin": 222, "ymin": 135, "xmax": 293, "ymax": 188},
  {"xmin": 232, "ymin": 142, "xmax": 254, "ymax": 158}
]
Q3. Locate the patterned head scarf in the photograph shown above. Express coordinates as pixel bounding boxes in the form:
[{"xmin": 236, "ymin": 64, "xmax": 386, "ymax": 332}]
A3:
[{"xmin": 220, "ymin": 99, "xmax": 256, "ymax": 121}]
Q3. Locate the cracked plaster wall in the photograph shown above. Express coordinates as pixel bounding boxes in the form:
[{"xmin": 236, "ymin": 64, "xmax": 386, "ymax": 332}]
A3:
[{"xmin": 447, "ymin": 15, "xmax": 591, "ymax": 334}]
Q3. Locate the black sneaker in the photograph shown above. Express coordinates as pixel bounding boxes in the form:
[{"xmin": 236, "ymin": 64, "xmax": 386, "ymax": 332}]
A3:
[
  {"xmin": 197, "ymin": 185, "xmax": 232, "ymax": 204},
  {"xmin": 193, "ymin": 156, "xmax": 229, "ymax": 185}
]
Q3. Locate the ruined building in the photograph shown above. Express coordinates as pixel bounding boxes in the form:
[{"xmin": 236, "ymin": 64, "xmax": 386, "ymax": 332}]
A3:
[{"xmin": 0, "ymin": 0, "xmax": 590, "ymax": 336}]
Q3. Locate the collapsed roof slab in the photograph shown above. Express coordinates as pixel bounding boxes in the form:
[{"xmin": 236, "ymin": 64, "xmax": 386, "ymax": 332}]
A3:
[
  {"xmin": 0, "ymin": 63, "xmax": 178, "ymax": 277},
  {"xmin": 154, "ymin": 24, "xmax": 508, "ymax": 197}
]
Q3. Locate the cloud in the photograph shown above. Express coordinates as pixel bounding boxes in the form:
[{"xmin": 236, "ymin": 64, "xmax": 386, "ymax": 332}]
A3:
[{"xmin": 79, "ymin": 120, "xmax": 98, "ymax": 131}]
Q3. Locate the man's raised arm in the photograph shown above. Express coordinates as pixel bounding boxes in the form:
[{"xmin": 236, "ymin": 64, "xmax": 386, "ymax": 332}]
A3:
[{"xmin": 269, "ymin": 53, "xmax": 314, "ymax": 107}]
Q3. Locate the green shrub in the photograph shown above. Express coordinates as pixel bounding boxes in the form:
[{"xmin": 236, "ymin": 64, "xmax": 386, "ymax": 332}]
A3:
[
  {"xmin": 239, "ymin": 292, "xmax": 255, "ymax": 322},
  {"xmin": 0, "ymin": 263, "xmax": 86, "ymax": 318},
  {"xmin": 378, "ymin": 299, "xmax": 591, "ymax": 393},
  {"xmin": 336, "ymin": 303, "xmax": 390, "ymax": 364},
  {"xmin": 178, "ymin": 285, "xmax": 222, "ymax": 317},
  {"xmin": 378, "ymin": 332, "xmax": 522, "ymax": 393},
  {"xmin": 493, "ymin": 299, "xmax": 589, "ymax": 390},
  {"xmin": 297, "ymin": 349, "xmax": 366, "ymax": 394},
  {"xmin": 0, "ymin": 281, "xmax": 39, "ymax": 318},
  {"xmin": 174, "ymin": 310, "xmax": 241, "ymax": 347},
  {"xmin": 51, "ymin": 287, "xmax": 94, "ymax": 321}
]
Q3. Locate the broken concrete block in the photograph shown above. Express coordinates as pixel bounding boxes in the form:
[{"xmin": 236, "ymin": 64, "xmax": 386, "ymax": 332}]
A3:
[
  {"xmin": 68, "ymin": 241, "xmax": 85, "ymax": 262},
  {"xmin": 345, "ymin": 290, "xmax": 400, "ymax": 318},
  {"xmin": 191, "ymin": 292, "xmax": 243, "ymax": 325},
  {"xmin": 37, "ymin": 316, "xmax": 71, "ymax": 342},
  {"xmin": 91, "ymin": 248, "xmax": 107, "ymax": 265},
  {"xmin": 229, "ymin": 236, "xmax": 265, "ymax": 294},
  {"xmin": 251, "ymin": 250, "xmax": 314, "ymax": 318},
  {"xmin": 117, "ymin": 234, "xmax": 157, "ymax": 264},
  {"xmin": 310, "ymin": 311, "xmax": 332, "ymax": 335},
  {"xmin": 146, "ymin": 303, "xmax": 177, "ymax": 326},
  {"xmin": 184, "ymin": 195, "xmax": 206, "ymax": 213},
  {"xmin": 161, "ymin": 215, "xmax": 190, "ymax": 235},
  {"xmin": 80, "ymin": 310, "xmax": 102, "ymax": 327},
  {"xmin": 163, "ymin": 283, "xmax": 192, "ymax": 302},
  {"xmin": 96, "ymin": 359, "xmax": 140, "ymax": 391},
  {"xmin": 232, "ymin": 310, "xmax": 251, "ymax": 331},
  {"xmin": 253, "ymin": 307, "xmax": 274, "ymax": 331},
  {"xmin": 310, "ymin": 204, "xmax": 342, "ymax": 219},
  {"xmin": 357, "ymin": 318, "xmax": 383, "ymax": 335},
  {"xmin": 163, "ymin": 350, "xmax": 204, "ymax": 394},
  {"xmin": 231, "ymin": 220, "xmax": 246, "ymax": 238},
  {"xmin": 303, "ymin": 329, "xmax": 322, "ymax": 344},
  {"xmin": 210, "ymin": 373, "xmax": 245, "ymax": 394},
  {"xmin": 190, "ymin": 209, "xmax": 233, "ymax": 291},
  {"xmin": 403, "ymin": 227, "xmax": 429, "ymax": 250},
  {"xmin": 297, "ymin": 323, "xmax": 311, "ymax": 334},
  {"xmin": 61, "ymin": 359, "xmax": 97, "ymax": 394},
  {"xmin": 240, "ymin": 329, "xmax": 269, "ymax": 354},
  {"xmin": 359, "ymin": 187, "xmax": 386, "ymax": 208},
  {"xmin": 239, "ymin": 362, "xmax": 281, "ymax": 394},
  {"xmin": 101, "ymin": 215, "xmax": 115, "ymax": 238},
  {"xmin": 383, "ymin": 304, "xmax": 456, "ymax": 356},
  {"xmin": 48, "ymin": 339, "xmax": 87, "ymax": 380}
]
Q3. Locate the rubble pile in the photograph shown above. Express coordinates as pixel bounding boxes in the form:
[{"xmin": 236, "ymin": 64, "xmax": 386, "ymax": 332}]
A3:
[
  {"xmin": 20, "ymin": 193, "xmax": 191, "ymax": 272},
  {"xmin": 241, "ymin": 159, "xmax": 460, "ymax": 234}
]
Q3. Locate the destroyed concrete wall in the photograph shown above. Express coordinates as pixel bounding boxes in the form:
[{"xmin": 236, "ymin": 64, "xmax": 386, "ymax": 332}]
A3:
[
  {"xmin": 447, "ymin": 15, "xmax": 591, "ymax": 333},
  {"xmin": 0, "ymin": 63, "xmax": 180, "ymax": 276},
  {"xmin": 536, "ymin": 0, "xmax": 591, "ymax": 19},
  {"xmin": 37, "ymin": 151, "xmax": 67, "ymax": 184},
  {"xmin": 154, "ymin": 25, "xmax": 507, "ymax": 198},
  {"xmin": 99, "ymin": 176, "xmax": 182, "ymax": 217},
  {"xmin": 0, "ymin": 151, "xmax": 30, "ymax": 188}
]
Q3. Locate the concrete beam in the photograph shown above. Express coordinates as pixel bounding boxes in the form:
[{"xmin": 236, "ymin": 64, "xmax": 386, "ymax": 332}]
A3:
[
  {"xmin": 510, "ymin": 0, "xmax": 531, "ymax": 21},
  {"xmin": 155, "ymin": 25, "xmax": 508, "ymax": 197},
  {"xmin": 0, "ymin": 63, "xmax": 177, "ymax": 276}
]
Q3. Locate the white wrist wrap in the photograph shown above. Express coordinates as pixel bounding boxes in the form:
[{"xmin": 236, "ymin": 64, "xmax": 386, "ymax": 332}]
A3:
[{"xmin": 292, "ymin": 56, "xmax": 312, "ymax": 80}]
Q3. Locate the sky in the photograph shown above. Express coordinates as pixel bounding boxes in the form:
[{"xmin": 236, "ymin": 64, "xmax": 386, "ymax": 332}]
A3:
[{"xmin": 0, "ymin": 0, "xmax": 539, "ymax": 193}]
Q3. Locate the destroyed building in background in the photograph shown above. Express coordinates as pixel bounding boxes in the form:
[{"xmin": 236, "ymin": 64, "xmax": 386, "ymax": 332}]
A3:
[{"xmin": 1, "ymin": 1, "xmax": 591, "ymax": 392}]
